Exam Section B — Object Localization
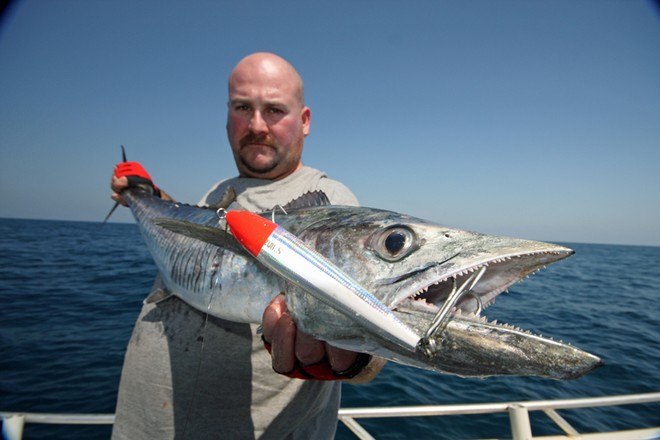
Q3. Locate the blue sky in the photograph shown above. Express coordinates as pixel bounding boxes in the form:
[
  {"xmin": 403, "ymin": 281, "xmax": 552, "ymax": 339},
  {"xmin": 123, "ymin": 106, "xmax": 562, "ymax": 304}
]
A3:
[{"xmin": 1, "ymin": 1, "xmax": 658, "ymax": 246}]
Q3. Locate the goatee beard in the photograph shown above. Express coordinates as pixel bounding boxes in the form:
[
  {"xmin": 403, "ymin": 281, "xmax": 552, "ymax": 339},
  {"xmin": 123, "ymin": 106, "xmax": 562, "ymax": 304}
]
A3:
[
  {"xmin": 238, "ymin": 132, "xmax": 280, "ymax": 175},
  {"xmin": 239, "ymin": 155, "xmax": 279, "ymax": 175}
]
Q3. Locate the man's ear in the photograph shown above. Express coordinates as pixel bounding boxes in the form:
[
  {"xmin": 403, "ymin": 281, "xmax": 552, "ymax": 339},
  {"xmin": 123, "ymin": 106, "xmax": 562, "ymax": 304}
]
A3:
[{"xmin": 301, "ymin": 106, "xmax": 311, "ymax": 136}]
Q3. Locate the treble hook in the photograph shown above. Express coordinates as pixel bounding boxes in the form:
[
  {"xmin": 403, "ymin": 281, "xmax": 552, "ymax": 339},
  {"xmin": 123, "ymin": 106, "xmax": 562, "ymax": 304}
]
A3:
[
  {"xmin": 421, "ymin": 265, "xmax": 486, "ymax": 356},
  {"xmin": 270, "ymin": 205, "xmax": 287, "ymax": 223}
]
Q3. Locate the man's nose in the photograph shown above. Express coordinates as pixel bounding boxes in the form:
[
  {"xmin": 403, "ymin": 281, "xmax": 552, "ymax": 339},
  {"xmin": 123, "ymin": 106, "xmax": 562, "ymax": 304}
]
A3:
[{"xmin": 248, "ymin": 110, "xmax": 268, "ymax": 133}]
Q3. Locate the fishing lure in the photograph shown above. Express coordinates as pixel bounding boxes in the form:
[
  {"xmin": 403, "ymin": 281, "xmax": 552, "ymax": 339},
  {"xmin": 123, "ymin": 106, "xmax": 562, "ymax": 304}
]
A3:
[{"xmin": 225, "ymin": 210, "xmax": 421, "ymax": 352}]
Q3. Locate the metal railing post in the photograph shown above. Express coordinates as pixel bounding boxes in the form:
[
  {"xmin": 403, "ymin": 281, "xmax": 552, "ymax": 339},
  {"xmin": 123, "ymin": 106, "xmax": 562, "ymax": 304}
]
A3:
[
  {"xmin": 2, "ymin": 414, "xmax": 25, "ymax": 440},
  {"xmin": 509, "ymin": 404, "xmax": 532, "ymax": 440}
]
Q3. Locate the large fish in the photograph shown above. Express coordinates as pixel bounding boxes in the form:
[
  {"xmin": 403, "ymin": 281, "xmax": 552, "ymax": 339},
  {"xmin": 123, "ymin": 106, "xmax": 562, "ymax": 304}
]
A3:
[{"xmin": 122, "ymin": 187, "xmax": 602, "ymax": 380}]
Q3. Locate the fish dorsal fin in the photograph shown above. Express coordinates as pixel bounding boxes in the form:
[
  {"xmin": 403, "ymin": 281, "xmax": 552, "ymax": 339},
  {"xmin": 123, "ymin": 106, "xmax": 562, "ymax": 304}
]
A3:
[
  {"xmin": 281, "ymin": 191, "xmax": 330, "ymax": 210},
  {"xmin": 207, "ymin": 186, "xmax": 237, "ymax": 210},
  {"xmin": 152, "ymin": 218, "xmax": 247, "ymax": 256}
]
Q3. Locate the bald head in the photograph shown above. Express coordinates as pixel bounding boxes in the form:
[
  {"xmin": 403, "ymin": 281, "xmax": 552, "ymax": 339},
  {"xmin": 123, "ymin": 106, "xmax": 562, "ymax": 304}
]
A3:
[
  {"xmin": 226, "ymin": 52, "xmax": 311, "ymax": 180},
  {"xmin": 229, "ymin": 52, "xmax": 304, "ymax": 106}
]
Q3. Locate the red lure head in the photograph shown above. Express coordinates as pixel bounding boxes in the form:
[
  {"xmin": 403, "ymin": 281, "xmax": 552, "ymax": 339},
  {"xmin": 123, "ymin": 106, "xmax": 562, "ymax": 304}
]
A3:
[{"xmin": 225, "ymin": 211, "xmax": 278, "ymax": 256}]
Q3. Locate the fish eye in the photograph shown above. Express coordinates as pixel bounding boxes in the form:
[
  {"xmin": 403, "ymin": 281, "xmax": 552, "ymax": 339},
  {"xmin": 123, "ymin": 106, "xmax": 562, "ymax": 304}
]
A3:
[{"xmin": 371, "ymin": 226, "xmax": 418, "ymax": 261}]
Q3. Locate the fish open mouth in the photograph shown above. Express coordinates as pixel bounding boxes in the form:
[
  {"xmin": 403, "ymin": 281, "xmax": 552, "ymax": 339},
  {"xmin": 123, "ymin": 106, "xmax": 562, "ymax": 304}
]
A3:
[
  {"xmin": 379, "ymin": 249, "xmax": 573, "ymax": 357},
  {"xmin": 381, "ymin": 247, "xmax": 601, "ymax": 378},
  {"xmin": 395, "ymin": 250, "xmax": 572, "ymax": 313},
  {"xmin": 413, "ymin": 265, "xmax": 488, "ymax": 314},
  {"xmin": 389, "ymin": 249, "xmax": 574, "ymax": 350}
]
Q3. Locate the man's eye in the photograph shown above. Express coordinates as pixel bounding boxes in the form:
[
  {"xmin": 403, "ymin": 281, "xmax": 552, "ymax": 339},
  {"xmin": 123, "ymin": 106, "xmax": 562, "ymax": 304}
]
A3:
[
  {"xmin": 234, "ymin": 104, "xmax": 251, "ymax": 112},
  {"xmin": 268, "ymin": 107, "xmax": 284, "ymax": 114}
]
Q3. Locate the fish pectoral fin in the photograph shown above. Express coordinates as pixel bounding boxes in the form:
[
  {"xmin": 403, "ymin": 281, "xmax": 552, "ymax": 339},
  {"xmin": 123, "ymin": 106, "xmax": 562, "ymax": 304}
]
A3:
[
  {"xmin": 152, "ymin": 218, "xmax": 247, "ymax": 255},
  {"xmin": 144, "ymin": 286, "xmax": 173, "ymax": 304},
  {"xmin": 144, "ymin": 274, "xmax": 173, "ymax": 304},
  {"xmin": 206, "ymin": 186, "xmax": 237, "ymax": 210}
]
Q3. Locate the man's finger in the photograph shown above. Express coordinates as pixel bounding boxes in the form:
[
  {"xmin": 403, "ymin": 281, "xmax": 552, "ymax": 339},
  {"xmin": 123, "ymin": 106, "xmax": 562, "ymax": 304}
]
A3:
[
  {"xmin": 270, "ymin": 312, "xmax": 297, "ymax": 374},
  {"xmin": 295, "ymin": 330, "xmax": 325, "ymax": 365},
  {"xmin": 326, "ymin": 345, "xmax": 359, "ymax": 372},
  {"xmin": 262, "ymin": 293, "xmax": 286, "ymax": 344}
]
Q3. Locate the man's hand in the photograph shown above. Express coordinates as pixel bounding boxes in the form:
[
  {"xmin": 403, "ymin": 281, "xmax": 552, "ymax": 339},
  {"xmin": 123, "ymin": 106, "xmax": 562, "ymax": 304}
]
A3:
[
  {"xmin": 261, "ymin": 293, "xmax": 385, "ymax": 382},
  {"xmin": 111, "ymin": 172, "xmax": 130, "ymax": 206},
  {"xmin": 111, "ymin": 161, "xmax": 169, "ymax": 205}
]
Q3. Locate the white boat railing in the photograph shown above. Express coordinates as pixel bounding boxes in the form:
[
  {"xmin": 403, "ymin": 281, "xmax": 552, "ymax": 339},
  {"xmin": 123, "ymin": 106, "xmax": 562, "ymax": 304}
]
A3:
[
  {"xmin": 338, "ymin": 392, "xmax": 660, "ymax": 440},
  {"xmin": 2, "ymin": 392, "xmax": 659, "ymax": 440}
]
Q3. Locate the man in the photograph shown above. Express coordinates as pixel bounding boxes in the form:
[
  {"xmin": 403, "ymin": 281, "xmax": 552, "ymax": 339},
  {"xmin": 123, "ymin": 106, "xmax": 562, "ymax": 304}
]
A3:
[{"xmin": 110, "ymin": 52, "xmax": 384, "ymax": 439}]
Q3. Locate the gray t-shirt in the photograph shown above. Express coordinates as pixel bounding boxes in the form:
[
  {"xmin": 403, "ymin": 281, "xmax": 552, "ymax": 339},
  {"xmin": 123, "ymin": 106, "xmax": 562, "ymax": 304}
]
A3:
[
  {"xmin": 112, "ymin": 166, "xmax": 358, "ymax": 440},
  {"xmin": 200, "ymin": 165, "xmax": 358, "ymax": 211}
]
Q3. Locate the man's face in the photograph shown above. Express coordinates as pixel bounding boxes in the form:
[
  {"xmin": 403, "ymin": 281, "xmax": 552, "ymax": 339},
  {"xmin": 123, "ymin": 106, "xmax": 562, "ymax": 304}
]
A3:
[{"xmin": 226, "ymin": 61, "xmax": 310, "ymax": 180}]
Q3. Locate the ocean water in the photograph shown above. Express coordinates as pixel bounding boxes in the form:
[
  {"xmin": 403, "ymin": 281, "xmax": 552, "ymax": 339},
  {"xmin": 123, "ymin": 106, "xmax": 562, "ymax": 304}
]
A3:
[{"xmin": 0, "ymin": 218, "xmax": 658, "ymax": 439}]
